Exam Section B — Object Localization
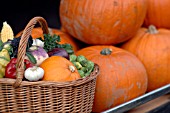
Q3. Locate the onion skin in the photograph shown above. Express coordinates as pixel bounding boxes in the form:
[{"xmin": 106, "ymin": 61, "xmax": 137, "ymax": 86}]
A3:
[{"xmin": 48, "ymin": 48, "xmax": 69, "ymax": 60}]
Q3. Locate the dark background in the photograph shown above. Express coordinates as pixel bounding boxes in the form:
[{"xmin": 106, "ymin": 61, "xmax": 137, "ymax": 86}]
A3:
[{"xmin": 0, "ymin": 0, "xmax": 61, "ymax": 35}]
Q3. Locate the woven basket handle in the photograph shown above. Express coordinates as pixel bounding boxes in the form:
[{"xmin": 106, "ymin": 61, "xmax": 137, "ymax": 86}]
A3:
[{"xmin": 13, "ymin": 17, "xmax": 49, "ymax": 88}]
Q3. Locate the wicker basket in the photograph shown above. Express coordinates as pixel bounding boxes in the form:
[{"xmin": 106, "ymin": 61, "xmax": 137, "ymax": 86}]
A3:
[{"xmin": 0, "ymin": 17, "xmax": 100, "ymax": 113}]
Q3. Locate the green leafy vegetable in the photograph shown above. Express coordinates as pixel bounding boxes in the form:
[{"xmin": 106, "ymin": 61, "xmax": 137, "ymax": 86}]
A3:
[
  {"xmin": 69, "ymin": 54, "xmax": 77, "ymax": 62},
  {"xmin": 39, "ymin": 34, "xmax": 74, "ymax": 55},
  {"xmin": 70, "ymin": 54, "xmax": 95, "ymax": 78}
]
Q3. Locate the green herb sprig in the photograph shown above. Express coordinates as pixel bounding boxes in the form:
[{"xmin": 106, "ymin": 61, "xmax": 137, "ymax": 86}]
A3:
[{"xmin": 39, "ymin": 34, "xmax": 74, "ymax": 55}]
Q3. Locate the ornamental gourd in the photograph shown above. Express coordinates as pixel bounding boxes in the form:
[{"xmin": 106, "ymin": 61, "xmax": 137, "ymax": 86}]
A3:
[
  {"xmin": 16, "ymin": 27, "xmax": 79, "ymax": 52},
  {"xmin": 144, "ymin": 0, "xmax": 170, "ymax": 29},
  {"xmin": 40, "ymin": 56, "xmax": 80, "ymax": 82},
  {"xmin": 59, "ymin": 0, "xmax": 147, "ymax": 44},
  {"xmin": 76, "ymin": 46, "xmax": 148, "ymax": 112},
  {"xmin": 121, "ymin": 25, "xmax": 170, "ymax": 92}
]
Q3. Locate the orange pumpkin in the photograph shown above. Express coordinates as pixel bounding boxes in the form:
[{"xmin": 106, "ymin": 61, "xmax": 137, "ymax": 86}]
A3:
[
  {"xmin": 59, "ymin": 0, "xmax": 147, "ymax": 45},
  {"xmin": 40, "ymin": 56, "xmax": 80, "ymax": 82},
  {"xmin": 16, "ymin": 27, "xmax": 80, "ymax": 52},
  {"xmin": 76, "ymin": 46, "xmax": 148, "ymax": 112},
  {"xmin": 144, "ymin": 0, "xmax": 170, "ymax": 29},
  {"xmin": 121, "ymin": 25, "xmax": 170, "ymax": 92}
]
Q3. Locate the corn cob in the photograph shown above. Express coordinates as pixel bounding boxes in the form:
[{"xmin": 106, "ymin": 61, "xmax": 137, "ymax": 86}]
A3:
[{"xmin": 1, "ymin": 21, "xmax": 14, "ymax": 43}]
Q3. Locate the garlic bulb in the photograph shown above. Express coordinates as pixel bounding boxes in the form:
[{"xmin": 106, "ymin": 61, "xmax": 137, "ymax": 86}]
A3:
[
  {"xmin": 24, "ymin": 66, "xmax": 44, "ymax": 81},
  {"xmin": 32, "ymin": 39, "xmax": 44, "ymax": 47}
]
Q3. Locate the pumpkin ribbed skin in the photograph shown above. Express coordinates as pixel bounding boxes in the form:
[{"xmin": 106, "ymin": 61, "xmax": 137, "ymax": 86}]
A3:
[
  {"xmin": 121, "ymin": 26, "xmax": 170, "ymax": 92},
  {"xmin": 40, "ymin": 56, "xmax": 80, "ymax": 82},
  {"xmin": 76, "ymin": 46, "xmax": 148, "ymax": 112},
  {"xmin": 16, "ymin": 27, "xmax": 79, "ymax": 52},
  {"xmin": 60, "ymin": 0, "xmax": 147, "ymax": 44},
  {"xmin": 144, "ymin": 0, "xmax": 170, "ymax": 29}
]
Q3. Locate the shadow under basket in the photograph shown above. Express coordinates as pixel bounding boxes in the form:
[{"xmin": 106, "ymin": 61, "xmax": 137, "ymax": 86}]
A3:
[{"xmin": 0, "ymin": 17, "xmax": 100, "ymax": 113}]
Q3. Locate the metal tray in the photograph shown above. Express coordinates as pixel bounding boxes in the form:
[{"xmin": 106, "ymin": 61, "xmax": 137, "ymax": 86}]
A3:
[{"xmin": 102, "ymin": 84, "xmax": 170, "ymax": 113}]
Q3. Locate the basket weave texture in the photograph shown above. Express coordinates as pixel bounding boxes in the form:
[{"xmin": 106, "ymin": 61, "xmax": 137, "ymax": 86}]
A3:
[{"xmin": 0, "ymin": 17, "xmax": 100, "ymax": 113}]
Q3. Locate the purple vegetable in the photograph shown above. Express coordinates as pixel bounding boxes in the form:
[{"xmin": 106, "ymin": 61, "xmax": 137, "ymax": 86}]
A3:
[
  {"xmin": 48, "ymin": 48, "xmax": 69, "ymax": 60},
  {"xmin": 28, "ymin": 46, "xmax": 49, "ymax": 66}
]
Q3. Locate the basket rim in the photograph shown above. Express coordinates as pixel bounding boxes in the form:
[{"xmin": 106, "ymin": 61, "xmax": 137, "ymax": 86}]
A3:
[{"xmin": 0, "ymin": 64, "xmax": 99, "ymax": 88}]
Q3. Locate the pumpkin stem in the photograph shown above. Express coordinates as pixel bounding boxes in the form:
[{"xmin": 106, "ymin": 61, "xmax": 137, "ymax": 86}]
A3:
[
  {"xmin": 100, "ymin": 48, "xmax": 112, "ymax": 55},
  {"xmin": 148, "ymin": 25, "xmax": 158, "ymax": 34},
  {"xmin": 69, "ymin": 65, "xmax": 75, "ymax": 72}
]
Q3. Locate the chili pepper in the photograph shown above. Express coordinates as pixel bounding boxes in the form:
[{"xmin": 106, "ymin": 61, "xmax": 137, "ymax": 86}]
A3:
[{"xmin": 5, "ymin": 58, "xmax": 34, "ymax": 79}]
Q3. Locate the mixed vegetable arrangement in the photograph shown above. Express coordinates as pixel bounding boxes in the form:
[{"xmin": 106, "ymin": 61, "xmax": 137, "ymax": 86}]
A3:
[{"xmin": 0, "ymin": 22, "xmax": 95, "ymax": 82}]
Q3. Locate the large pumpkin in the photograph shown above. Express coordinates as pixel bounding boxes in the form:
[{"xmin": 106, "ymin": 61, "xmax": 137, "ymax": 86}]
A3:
[
  {"xmin": 144, "ymin": 0, "xmax": 170, "ymax": 29},
  {"xmin": 121, "ymin": 25, "xmax": 170, "ymax": 92},
  {"xmin": 40, "ymin": 56, "xmax": 80, "ymax": 82},
  {"xmin": 59, "ymin": 0, "xmax": 147, "ymax": 45},
  {"xmin": 76, "ymin": 46, "xmax": 148, "ymax": 112},
  {"xmin": 16, "ymin": 27, "xmax": 80, "ymax": 52}
]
